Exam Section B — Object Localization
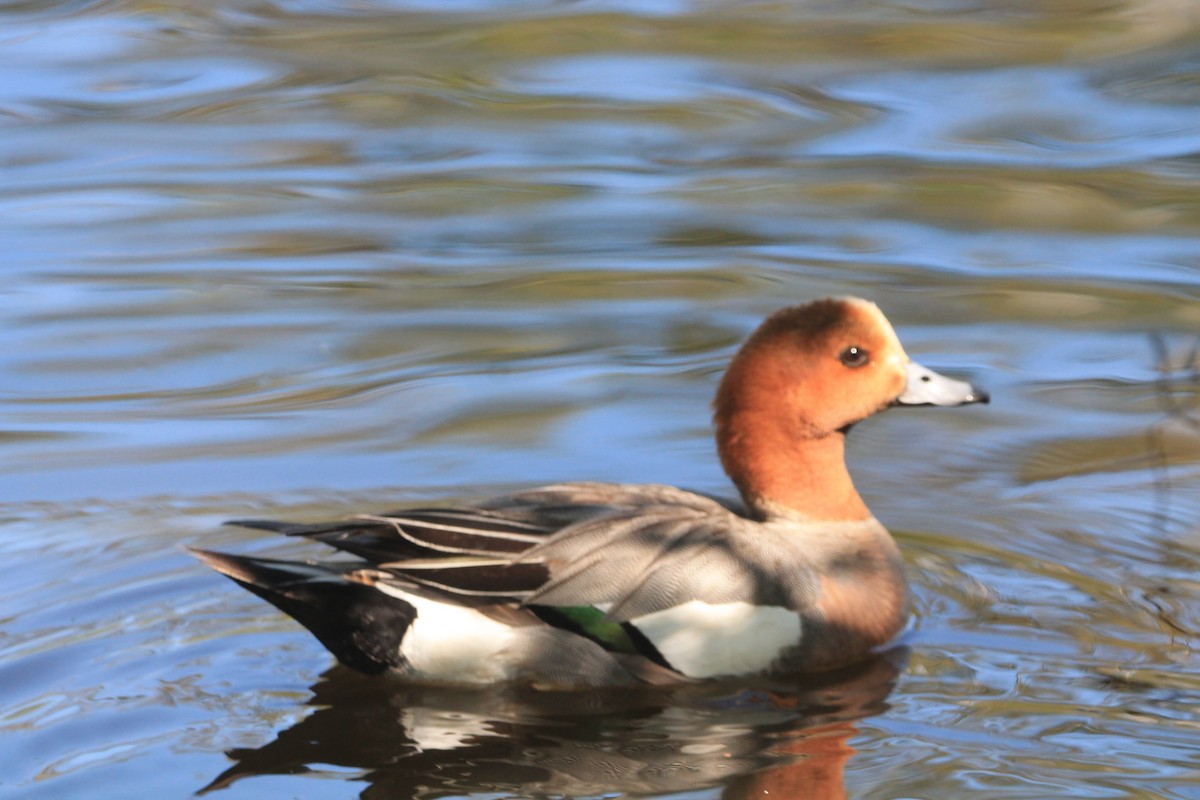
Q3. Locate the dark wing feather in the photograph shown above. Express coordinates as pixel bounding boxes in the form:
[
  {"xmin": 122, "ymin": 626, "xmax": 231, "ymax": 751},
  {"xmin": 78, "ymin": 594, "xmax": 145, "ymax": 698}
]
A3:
[
  {"xmin": 359, "ymin": 511, "xmax": 547, "ymax": 556},
  {"xmin": 380, "ymin": 559, "xmax": 549, "ymax": 597},
  {"xmin": 226, "ymin": 510, "xmax": 551, "ymax": 563},
  {"xmin": 223, "ymin": 518, "xmax": 419, "ymax": 562},
  {"xmin": 218, "ymin": 482, "xmax": 776, "ymax": 615}
]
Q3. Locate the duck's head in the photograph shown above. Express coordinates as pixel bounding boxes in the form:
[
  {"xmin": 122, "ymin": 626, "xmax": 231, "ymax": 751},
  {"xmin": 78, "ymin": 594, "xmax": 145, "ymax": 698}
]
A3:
[{"xmin": 713, "ymin": 297, "xmax": 988, "ymax": 519}]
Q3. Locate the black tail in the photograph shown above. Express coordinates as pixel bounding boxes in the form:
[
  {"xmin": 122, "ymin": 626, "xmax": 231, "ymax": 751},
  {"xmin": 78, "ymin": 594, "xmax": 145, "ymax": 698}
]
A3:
[{"xmin": 189, "ymin": 548, "xmax": 415, "ymax": 675}]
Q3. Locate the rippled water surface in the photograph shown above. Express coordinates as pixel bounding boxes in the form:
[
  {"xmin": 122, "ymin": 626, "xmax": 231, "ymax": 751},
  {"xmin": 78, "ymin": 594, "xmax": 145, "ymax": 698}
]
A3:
[{"xmin": 3, "ymin": 0, "xmax": 1200, "ymax": 797}]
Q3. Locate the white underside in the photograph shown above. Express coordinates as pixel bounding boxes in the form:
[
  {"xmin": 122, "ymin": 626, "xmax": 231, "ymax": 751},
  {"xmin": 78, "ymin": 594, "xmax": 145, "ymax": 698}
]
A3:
[
  {"xmin": 630, "ymin": 600, "xmax": 802, "ymax": 678},
  {"xmin": 374, "ymin": 584, "xmax": 801, "ymax": 683}
]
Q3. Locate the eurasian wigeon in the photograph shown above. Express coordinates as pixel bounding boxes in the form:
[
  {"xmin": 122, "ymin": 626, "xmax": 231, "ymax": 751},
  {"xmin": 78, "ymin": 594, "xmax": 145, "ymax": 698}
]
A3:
[{"xmin": 193, "ymin": 297, "xmax": 988, "ymax": 687}]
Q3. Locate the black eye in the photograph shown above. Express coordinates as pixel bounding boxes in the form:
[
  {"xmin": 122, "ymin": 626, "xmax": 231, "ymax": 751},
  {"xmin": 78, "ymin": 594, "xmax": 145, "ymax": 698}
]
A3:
[{"xmin": 839, "ymin": 346, "xmax": 869, "ymax": 368}]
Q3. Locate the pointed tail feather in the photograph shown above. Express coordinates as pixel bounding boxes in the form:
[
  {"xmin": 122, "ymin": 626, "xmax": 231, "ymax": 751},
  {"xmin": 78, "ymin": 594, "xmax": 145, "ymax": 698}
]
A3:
[{"xmin": 189, "ymin": 547, "xmax": 415, "ymax": 675}]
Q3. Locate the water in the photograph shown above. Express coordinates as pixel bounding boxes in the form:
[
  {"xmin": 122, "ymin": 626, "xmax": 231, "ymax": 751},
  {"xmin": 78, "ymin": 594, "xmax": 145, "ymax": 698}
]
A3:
[{"xmin": 3, "ymin": 0, "xmax": 1200, "ymax": 797}]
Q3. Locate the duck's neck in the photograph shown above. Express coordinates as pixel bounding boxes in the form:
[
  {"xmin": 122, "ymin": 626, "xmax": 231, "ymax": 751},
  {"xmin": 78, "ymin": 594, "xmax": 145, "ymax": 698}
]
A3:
[{"xmin": 717, "ymin": 411, "xmax": 870, "ymax": 523}]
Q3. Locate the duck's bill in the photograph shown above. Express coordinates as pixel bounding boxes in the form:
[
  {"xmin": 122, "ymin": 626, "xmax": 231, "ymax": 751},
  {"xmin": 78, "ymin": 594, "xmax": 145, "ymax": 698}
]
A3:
[{"xmin": 894, "ymin": 361, "xmax": 990, "ymax": 407}]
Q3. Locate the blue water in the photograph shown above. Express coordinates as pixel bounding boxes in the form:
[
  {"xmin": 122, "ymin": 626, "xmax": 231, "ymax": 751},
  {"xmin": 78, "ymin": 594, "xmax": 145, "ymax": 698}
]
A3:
[{"xmin": 2, "ymin": 1, "xmax": 1199, "ymax": 797}]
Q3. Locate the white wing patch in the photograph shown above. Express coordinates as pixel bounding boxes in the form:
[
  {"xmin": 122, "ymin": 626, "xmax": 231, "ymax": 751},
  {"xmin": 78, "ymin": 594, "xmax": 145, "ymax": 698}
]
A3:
[
  {"xmin": 375, "ymin": 583, "xmax": 514, "ymax": 684},
  {"xmin": 631, "ymin": 601, "xmax": 801, "ymax": 678}
]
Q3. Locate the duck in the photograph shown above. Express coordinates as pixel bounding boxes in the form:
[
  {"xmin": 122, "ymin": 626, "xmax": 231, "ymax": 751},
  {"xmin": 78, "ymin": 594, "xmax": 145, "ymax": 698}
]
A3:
[{"xmin": 192, "ymin": 297, "xmax": 988, "ymax": 687}]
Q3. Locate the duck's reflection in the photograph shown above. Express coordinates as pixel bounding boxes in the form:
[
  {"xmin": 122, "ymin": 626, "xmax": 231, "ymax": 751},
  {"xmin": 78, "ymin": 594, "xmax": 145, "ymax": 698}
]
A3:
[{"xmin": 201, "ymin": 648, "xmax": 904, "ymax": 799}]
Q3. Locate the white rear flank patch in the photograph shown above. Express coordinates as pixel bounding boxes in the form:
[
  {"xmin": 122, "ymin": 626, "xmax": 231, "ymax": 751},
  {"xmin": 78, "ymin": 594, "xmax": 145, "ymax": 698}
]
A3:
[
  {"xmin": 631, "ymin": 601, "xmax": 801, "ymax": 678},
  {"xmin": 375, "ymin": 583, "xmax": 514, "ymax": 684}
]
